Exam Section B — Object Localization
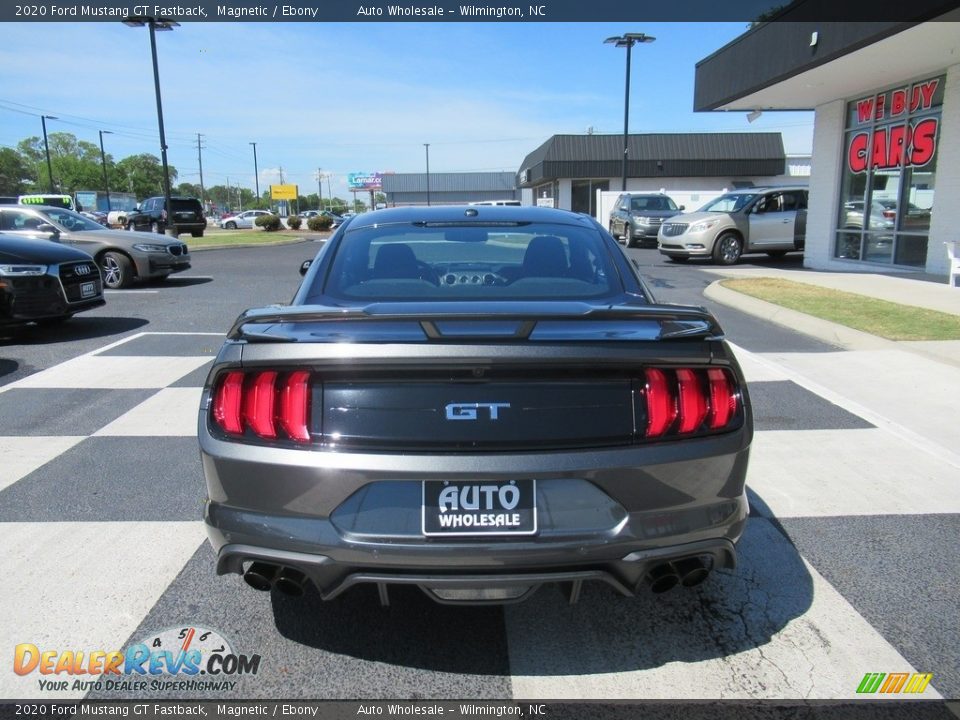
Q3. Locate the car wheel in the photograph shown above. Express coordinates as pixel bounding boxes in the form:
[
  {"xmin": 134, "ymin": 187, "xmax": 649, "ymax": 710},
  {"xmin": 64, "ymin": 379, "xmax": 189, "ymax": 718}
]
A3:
[
  {"xmin": 624, "ymin": 225, "xmax": 637, "ymax": 248},
  {"xmin": 100, "ymin": 251, "xmax": 134, "ymax": 289},
  {"xmin": 191, "ymin": 230, "xmax": 204, "ymax": 238},
  {"xmin": 127, "ymin": 222, "xmax": 136, "ymax": 232},
  {"xmin": 226, "ymin": 221, "xmax": 237, "ymax": 230},
  {"xmin": 713, "ymin": 233, "xmax": 743, "ymax": 265},
  {"xmin": 150, "ymin": 221, "xmax": 161, "ymax": 234}
]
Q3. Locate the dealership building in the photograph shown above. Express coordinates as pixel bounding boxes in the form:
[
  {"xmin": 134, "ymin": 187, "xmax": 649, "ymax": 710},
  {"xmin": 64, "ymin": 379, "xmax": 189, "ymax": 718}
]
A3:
[
  {"xmin": 694, "ymin": 14, "xmax": 959, "ymax": 276},
  {"xmin": 515, "ymin": 133, "xmax": 808, "ymax": 217},
  {"xmin": 381, "ymin": 172, "xmax": 518, "ymax": 206}
]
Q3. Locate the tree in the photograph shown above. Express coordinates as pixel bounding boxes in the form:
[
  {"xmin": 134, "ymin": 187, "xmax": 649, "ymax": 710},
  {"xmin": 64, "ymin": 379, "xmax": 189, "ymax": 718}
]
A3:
[
  {"xmin": 17, "ymin": 132, "xmax": 111, "ymax": 194},
  {"xmin": 0, "ymin": 147, "xmax": 34, "ymax": 194},
  {"xmin": 116, "ymin": 154, "xmax": 177, "ymax": 199},
  {"xmin": 176, "ymin": 182, "xmax": 201, "ymax": 198}
]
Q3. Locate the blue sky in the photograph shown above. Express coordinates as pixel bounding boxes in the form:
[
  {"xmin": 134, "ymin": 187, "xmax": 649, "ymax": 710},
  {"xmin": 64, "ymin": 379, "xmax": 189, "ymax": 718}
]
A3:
[{"xmin": 0, "ymin": 21, "xmax": 814, "ymax": 200}]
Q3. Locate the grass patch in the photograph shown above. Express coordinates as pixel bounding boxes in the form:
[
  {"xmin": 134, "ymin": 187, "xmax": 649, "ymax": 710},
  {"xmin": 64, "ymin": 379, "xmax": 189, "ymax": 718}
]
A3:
[
  {"xmin": 721, "ymin": 277, "xmax": 960, "ymax": 341},
  {"xmin": 188, "ymin": 229, "xmax": 322, "ymax": 248}
]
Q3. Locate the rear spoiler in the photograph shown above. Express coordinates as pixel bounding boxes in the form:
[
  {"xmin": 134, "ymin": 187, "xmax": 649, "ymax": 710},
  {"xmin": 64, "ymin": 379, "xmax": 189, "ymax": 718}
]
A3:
[{"xmin": 227, "ymin": 302, "xmax": 724, "ymax": 343}]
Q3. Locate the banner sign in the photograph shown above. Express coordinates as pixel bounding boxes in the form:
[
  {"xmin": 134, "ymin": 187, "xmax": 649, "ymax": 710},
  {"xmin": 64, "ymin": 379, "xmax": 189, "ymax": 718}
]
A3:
[
  {"xmin": 347, "ymin": 173, "xmax": 382, "ymax": 191},
  {"xmin": 270, "ymin": 184, "xmax": 298, "ymax": 200}
]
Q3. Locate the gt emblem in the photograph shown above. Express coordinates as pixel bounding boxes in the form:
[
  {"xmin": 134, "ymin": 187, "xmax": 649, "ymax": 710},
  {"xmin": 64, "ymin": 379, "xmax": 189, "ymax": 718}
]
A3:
[{"xmin": 445, "ymin": 402, "xmax": 511, "ymax": 421}]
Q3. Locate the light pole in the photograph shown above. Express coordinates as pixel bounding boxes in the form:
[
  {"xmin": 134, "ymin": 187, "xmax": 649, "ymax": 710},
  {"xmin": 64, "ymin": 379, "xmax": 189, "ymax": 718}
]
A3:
[
  {"xmin": 123, "ymin": 15, "xmax": 179, "ymax": 236},
  {"xmin": 41, "ymin": 115, "xmax": 58, "ymax": 192},
  {"xmin": 250, "ymin": 142, "xmax": 260, "ymax": 207},
  {"xmin": 424, "ymin": 143, "xmax": 431, "ymax": 206},
  {"xmin": 98, "ymin": 130, "xmax": 113, "ymax": 211},
  {"xmin": 604, "ymin": 32, "xmax": 655, "ymax": 192}
]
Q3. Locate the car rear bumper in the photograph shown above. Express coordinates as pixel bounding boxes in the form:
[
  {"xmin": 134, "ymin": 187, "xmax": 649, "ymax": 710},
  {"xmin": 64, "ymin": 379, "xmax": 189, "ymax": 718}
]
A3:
[{"xmin": 200, "ymin": 430, "xmax": 750, "ymax": 602}]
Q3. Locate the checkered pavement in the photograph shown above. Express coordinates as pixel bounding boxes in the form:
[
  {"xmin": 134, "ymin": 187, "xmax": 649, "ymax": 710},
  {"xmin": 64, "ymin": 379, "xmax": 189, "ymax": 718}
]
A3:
[{"xmin": 1, "ymin": 332, "xmax": 957, "ymax": 702}]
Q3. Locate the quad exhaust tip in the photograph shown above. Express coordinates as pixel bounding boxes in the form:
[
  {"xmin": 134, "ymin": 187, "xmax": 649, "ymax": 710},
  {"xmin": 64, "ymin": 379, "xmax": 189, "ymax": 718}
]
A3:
[
  {"xmin": 243, "ymin": 562, "xmax": 308, "ymax": 596},
  {"xmin": 644, "ymin": 557, "xmax": 711, "ymax": 594}
]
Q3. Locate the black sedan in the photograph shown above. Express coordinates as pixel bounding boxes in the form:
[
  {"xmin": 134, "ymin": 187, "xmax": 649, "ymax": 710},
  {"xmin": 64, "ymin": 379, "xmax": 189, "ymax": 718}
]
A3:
[
  {"xmin": 0, "ymin": 233, "xmax": 105, "ymax": 325},
  {"xmin": 198, "ymin": 206, "xmax": 752, "ymax": 606}
]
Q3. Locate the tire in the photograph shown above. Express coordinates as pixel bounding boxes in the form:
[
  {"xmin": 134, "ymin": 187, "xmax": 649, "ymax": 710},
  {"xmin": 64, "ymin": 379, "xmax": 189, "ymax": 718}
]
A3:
[
  {"xmin": 608, "ymin": 223, "xmax": 620, "ymax": 242},
  {"xmin": 226, "ymin": 221, "xmax": 237, "ymax": 230},
  {"xmin": 191, "ymin": 230, "xmax": 203, "ymax": 238},
  {"xmin": 100, "ymin": 251, "xmax": 134, "ymax": 289},
  {"xmin": 624, "ymin": 224, "xmax": 637, "ymax": 248},
  {"xmin": 127, "ymin": 222, "xmax": 136, "ymax": 232},
  {"xmin": 150, "ymin": 221, "xmax": 161, "ymax": 234},
  {"xmin": 712, "ymin": 232, "xmax": 743, "ymax": 265}
]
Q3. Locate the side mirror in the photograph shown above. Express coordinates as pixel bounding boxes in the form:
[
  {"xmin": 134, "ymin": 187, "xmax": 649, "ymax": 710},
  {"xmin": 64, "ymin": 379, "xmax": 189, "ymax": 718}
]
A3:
[
  {"xmin": 36, "ymin": 223, "xmax": 60, "ymax": 238},
  {"xmin": 678, "ymin": 205, "xmax": 685, "ymax": 211},
  {"xmin": 299, "ymin": 259, "xmax": 312, "ymax": 276}
]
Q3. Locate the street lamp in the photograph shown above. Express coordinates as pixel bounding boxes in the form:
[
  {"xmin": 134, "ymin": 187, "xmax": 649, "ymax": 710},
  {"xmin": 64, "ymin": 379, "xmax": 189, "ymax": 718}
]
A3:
[
  {"xmin": 250, "ymin": 142, "xmax": 260, "ymax": 207},
  {"xmin": 424, "ymin": 143, "xmax": 431, "ymax": 206},
  {"xmin": 98, "ymin": 130, "xmax": 113, "ymax": 211},
  {"xmin": 41, "ymin": 115, "xmax": 58, "ymax": 192},
  {"xmin": 604, "ymin": 32, "xmax": 656, "ymax": 192},
  {"xmin": 123, "ymin": 15, "xmax": 180, "ymax": 237}
]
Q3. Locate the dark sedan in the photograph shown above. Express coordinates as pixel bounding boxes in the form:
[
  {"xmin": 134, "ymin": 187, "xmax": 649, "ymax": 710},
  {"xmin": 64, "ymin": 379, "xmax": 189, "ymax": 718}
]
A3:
[
  {"xmin": 198, "ymin": 205, "xmax": 752, "ymax": 606},
  {"xmin": 0, "ymin": 233, "xmax": 105, "ymax": 325}
]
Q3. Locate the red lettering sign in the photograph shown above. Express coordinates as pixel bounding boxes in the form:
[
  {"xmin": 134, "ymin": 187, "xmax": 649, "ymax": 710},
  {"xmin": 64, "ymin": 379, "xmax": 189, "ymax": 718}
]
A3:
[{"xmin": 846, "ymin": 118, "xmax": 938, "ymax": 173}]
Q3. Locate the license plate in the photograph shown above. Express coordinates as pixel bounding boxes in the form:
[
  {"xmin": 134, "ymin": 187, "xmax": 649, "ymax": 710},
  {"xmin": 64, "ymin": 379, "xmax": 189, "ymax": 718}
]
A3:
[
  {"xmin": 80, "ymin": 282, "xmax": 96, "ymax": 298},
  {"xmin": 422, "ymin": 479, "xmax": 537, "ymax": 537}
]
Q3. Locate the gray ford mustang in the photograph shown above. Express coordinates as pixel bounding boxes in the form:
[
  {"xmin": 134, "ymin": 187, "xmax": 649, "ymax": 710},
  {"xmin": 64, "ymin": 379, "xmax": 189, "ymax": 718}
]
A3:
[{"xmin": 198, "ymin": 205, "xmax": 752, "ymax": 605}]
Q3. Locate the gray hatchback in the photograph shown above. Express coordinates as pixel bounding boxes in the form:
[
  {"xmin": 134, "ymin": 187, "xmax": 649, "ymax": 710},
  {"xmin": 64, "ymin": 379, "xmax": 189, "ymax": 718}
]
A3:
[{"xmin": 199, "ymin": 205, "xmax": 752, "ymax": 606}]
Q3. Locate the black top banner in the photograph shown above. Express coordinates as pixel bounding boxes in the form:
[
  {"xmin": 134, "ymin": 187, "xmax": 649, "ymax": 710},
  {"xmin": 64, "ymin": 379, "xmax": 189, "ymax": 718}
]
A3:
[{"xmin": 2, "ymin": 0, "xmax": 959, "ymax": 22}]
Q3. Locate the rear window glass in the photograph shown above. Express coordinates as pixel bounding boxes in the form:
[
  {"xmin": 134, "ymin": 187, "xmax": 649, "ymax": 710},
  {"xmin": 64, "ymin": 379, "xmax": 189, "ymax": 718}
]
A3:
[
  {"xmin": 171, "ymin": 199, "xmax": 202, "ymax": 211},
  {"xmin": 316, "ymin": 222, "xmax": 622, "ymax": 302}
]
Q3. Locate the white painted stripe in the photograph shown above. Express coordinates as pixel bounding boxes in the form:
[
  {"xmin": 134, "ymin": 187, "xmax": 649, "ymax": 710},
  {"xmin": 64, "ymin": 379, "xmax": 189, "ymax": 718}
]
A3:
[
  {"xmin": 95, "ymin": 388, "xmax": 203, "ymax": 437},
  {"xmin": 104, "ymin": 290, "xmax": 159, "ymax": 294},
  {"xmin": 0, "ymin": 436, "xmax": 85, "ymax": 492},
  {"xmin": 748, "ymin": 429, "xmax": 960, "ymax": 517},
  {"xmin": 10, "ymin": 356, "xmax": 212, "ymax": 389},
  {"xmin": 506, "ymin": 519, "xmax": 940, "ymax": 700},
  {"xmin": 0, "ymin": 521, "xmax": 206, "ymax": 700},
  {"xmin": 729, "ymin": 343, "xmax": 960, "ymax": 470}
]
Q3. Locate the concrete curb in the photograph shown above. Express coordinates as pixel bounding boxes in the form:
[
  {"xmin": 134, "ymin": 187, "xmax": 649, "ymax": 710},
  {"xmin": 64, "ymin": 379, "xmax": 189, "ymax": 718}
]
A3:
[
  {"xmin": 704, "ymin": 280, "xmax": 893, "ymax": 351},
  {"xmin": 705, "ymin": 280, "xmax": 960, "ymax": 368}
]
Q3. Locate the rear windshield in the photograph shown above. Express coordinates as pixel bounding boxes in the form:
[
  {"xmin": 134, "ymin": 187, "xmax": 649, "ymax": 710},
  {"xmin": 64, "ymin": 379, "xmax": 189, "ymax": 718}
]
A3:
[
  {"xmin": 317, "ymin": 222, "xmax": 622, "ymax": 301},
  {"xmin": 171, "ymin": 198, "xmax": 202, "ymax": 211}
]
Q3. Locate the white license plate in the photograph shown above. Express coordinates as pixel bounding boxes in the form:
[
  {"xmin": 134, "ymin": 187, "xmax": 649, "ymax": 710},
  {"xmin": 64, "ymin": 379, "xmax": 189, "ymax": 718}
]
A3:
[
  {"xmin": 422, "ymin": 479, "xmax": 537, "ymax": 537},
  {"xmin": 80, "ymin": 282, "xmax": 96, "ymax": 298}
]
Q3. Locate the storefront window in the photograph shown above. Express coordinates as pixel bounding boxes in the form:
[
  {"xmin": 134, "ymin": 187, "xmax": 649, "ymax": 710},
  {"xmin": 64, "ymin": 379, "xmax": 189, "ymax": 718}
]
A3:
[{"xmin": 836, "ymin": 75, "xmax": 942, "ymax": 267}]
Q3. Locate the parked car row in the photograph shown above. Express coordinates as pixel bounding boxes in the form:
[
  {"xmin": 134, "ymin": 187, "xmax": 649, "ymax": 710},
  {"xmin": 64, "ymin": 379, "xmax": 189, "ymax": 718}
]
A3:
[{"xmin": 608, "ymin": 188, "xmax": 809, "ymax": 265}]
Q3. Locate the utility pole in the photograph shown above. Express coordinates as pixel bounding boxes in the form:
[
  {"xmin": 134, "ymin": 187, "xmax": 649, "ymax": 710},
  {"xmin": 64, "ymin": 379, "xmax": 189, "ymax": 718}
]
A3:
[
  {"xmin": 317, "ymin": 168, "xmax": 323, "ymax": 211},
  {"xmin": 249, "ymin": 142, "xmax": 259, "ymax": 206},
  {"xmin": 196, "ymin": 133, "xmax": 206, "ymax": 209}
]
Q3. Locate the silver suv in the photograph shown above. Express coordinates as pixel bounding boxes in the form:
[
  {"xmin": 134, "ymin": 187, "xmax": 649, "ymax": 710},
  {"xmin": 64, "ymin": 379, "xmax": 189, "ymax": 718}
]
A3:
[
  {"xmin": 658, "ymin": 187, "xmax": 807, "ymax": 265},
  {"xmin": 608, "ymin": 193, "xmax": 683, "ymax": 248}
]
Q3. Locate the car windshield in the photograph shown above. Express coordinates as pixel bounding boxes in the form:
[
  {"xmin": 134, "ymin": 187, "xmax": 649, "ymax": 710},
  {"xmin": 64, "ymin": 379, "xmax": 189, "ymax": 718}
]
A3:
[
  {"xmin": 698, "ymin": 193, "xmax": 756, "ymax": 213},
  {"xmin": 38, "ymin": 207, "xmax": 106, "ymax": 232},
  {"xmin": 630, "ymin": 196, "xmax": 678, "ymax": 212},
  {"xmin": 318, "ymin": 221, "xmax": 622, "ymax": 302}
]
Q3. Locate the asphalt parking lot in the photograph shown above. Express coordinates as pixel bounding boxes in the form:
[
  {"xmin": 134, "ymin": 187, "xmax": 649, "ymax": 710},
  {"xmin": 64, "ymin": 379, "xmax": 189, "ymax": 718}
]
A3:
[{"xmin": 1, "ymin": 242, "xmax": 957, "ymax": 705}]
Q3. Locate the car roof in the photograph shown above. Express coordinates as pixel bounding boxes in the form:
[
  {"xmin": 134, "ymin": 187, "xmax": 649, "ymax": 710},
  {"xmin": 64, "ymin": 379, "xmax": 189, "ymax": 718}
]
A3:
[{"xmin": 345, "ymin": 204, "xmax": 597, "ymax": 230}]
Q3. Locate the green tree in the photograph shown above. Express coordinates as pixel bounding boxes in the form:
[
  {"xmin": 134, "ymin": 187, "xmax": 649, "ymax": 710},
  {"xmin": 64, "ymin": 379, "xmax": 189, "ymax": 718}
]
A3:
[
  {"xmin": 0, "ymin": 147, "xmax": 35, "ymax": 194},
  {"xmin": 116, "ymin": 153, "xmax": 177, "ymax": 199},
  {"xmin": 176, "ymin": 182, "xmax": 201, "ymax": 198},
  {"xmin": 17, "ymin": 132, "xmax": 111, "ymax": 194}
]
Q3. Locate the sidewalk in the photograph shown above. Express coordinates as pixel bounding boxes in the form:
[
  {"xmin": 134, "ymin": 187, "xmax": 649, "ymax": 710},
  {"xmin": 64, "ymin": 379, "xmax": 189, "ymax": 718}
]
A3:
[{"xmin": 702, "ymin": 266, "xmax": 960, "ymax": 457}]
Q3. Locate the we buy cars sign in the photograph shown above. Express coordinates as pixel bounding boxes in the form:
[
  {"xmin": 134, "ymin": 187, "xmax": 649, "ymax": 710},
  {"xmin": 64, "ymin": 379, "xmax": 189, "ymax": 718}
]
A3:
[{"xmin": 846, "ymin": 76, "xmax": 942, "ymax": 173}]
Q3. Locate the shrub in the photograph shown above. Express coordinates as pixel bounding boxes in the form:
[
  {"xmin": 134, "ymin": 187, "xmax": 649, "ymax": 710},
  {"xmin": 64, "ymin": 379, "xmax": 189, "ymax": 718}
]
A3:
[
  {"xmin": 307, "ymin": 215, "xmax": 333, "ymax": 232},
  {"xmin": 286, "ymin": 215, "xmax": 302, "ymax": 230},
  {"xmin": 254, "ymin": 213, "xmax": 282, "ymax": 232}
]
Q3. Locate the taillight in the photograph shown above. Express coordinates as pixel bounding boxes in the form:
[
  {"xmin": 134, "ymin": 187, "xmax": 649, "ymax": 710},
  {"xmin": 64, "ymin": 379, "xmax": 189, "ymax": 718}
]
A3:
[
  {"xmin": 641, "ymin": 367, "xmax": 739, "ymax": 439},
  {"xmin": 211, "ymin": 369, "xmax": 312, "ymax": 444}
]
